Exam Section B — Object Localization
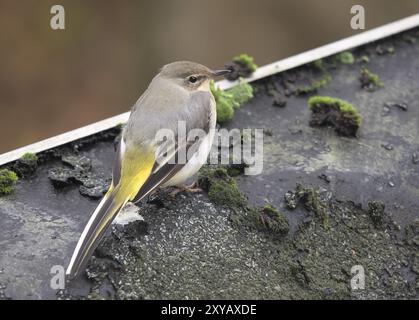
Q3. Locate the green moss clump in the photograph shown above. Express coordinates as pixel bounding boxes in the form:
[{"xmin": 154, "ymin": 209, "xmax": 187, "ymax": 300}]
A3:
[
  {"xmin": 215, "ymin": 98, "xmax": 234, "ymax": 123},
  {"xmin": 360, "ymin": 67, "xmax": 383, "ymax": 91},
  {"xmin": 376, "ymin": 45, "xmax": 395, "ymax": 55},
  {"xmin": 198, "ymin": 167, "xmax": 248, "ymax": 209},
  {"xmin": 116, "ymin": 123, "xmax": 126, "ymax": 131},
  {"xmin": 294, "ymin": 74, "xmax": 331, "ymax": 96},
  {"xmin": 13, "ymin": 152, "xmax": 38, "ymax": 177},
  {"xmin": 210, "ymin": 80, "xmax": 254, "ymax": 123},
  {"xmin": 232, "ymin": 53, "xmax": 257, "ymax": 72},
  {"xmin": 199, "ymin": 166, "xmax": 290, "ymax": 237},
  {"xmin": 308, "ymin": 95, "xmax": 362, "ymax": 127},
  {"xmin": 368, "ymin": 201, "xmax": 386, "ymax": 228},
  {"xmin": 226, "ymin": 163, "xmax": 247, "ymax": 177},
  {"xmin": 337, "ymin": 51, "xmax": 355, "ymax": 65},
  {"xmin": 358, "ymin": 55, "xmax": 370, "ymax": 63},
  {"xmin": 0, "ymin": 169, "xmax": 19, "ymax": 195},
  {"xmin": 226, "ymin": 81, "xmax": 254, "ymax": 106},
  {"xmin": 297, "ymin": 58, "xmax": 333, "ymax": 96},
  {"xmin": 313, "ymin": 59, "xmax": 325, "ymax": 71},
  {"xmin": 293, "ymin": 184, "xmax": 329, "ymax": 228},
  {"xmin": 21, "ymin": 152, "xmax": 38, "ymax": 163},
  {"xmin": 257, "ymin": 204, "xmax": 289, "ymax": 235},
  {"xmin": 211, "ymin": 82, "xmax": 234, "ymax": 123},
  {"xmin": 230, "ymin": 204, "xmax": 289, "ymax": 236},
  {"xmin": 403, "ymin": 34, "xmax": 417, "ymax": 44}
]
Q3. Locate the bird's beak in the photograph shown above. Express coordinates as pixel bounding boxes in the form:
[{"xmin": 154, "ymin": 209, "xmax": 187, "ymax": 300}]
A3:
[{"xmin": 212, "ymin": 69, "xmax": 231, "ymax": 77}]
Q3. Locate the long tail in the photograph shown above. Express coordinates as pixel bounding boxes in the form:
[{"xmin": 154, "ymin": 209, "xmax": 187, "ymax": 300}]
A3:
[
  {"xmin": 65, "ymin": 185, "xmax": 128, "ymax": 279},
  {"xmin": 66, "ymin": 146, "xmax": 156, "ymax": 279}
]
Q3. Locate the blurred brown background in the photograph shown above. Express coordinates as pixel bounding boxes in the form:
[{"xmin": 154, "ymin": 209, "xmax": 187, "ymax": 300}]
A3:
[{"xmin": 0, "ymin": 0, "xmax": 418, "ymax": 153}]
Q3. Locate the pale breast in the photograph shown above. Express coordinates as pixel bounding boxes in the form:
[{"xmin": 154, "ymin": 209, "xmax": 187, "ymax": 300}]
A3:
[{"xmin": 162, "ymin": 98, "xmax": 216, "ymax": 187}]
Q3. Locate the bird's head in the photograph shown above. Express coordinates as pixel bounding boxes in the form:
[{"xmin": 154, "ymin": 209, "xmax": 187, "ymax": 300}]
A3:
[{"xmin": 159, "ymin": 61, "xmax": 230, "ymax": 91}]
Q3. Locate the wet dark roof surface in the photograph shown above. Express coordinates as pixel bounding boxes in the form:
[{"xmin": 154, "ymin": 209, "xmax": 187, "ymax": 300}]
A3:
[{"xmin": 1, "ymin": 28, "xmax": 418, "ymax": 299}]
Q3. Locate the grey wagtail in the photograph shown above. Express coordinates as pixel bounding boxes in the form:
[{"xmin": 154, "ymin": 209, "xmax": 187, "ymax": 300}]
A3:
[{"xmin": 66, "ymin": 61, "xmax": 230, "ymax": 279}]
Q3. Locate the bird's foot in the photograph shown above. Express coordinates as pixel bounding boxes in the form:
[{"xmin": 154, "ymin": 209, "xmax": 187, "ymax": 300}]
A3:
[{"xmin": 169, "ymin": 182, "xmax": 202, "ymax": 198}]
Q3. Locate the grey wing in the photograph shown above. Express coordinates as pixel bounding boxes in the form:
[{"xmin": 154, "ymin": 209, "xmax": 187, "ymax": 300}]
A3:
[
  {"xmin": 119, "ymin": 90, "xmax": 214, "ymax": 203},
  {"xmin": 112, "ymin": 140, "xmax": 123, "ymax": 186}
]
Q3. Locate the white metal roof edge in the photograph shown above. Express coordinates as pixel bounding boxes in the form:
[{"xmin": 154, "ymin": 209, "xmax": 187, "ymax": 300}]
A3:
[{"xmin": 1, "ymin": 13, "xmax": 419, "ymax": 166}]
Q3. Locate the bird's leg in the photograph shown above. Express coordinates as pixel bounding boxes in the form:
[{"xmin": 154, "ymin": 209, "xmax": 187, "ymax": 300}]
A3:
[
  {"xmin": 169, "ymin": 181, "xmax": 202, "ymax": 198},
  {"xmin": 183, "ymin": 181, "xmax": 203, "ymax": 193}
]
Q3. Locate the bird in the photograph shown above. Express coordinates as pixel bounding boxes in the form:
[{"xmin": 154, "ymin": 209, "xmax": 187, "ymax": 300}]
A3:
[{"xmin": 66, "ymin": 61, "xmax": 230, "ymax": 279}]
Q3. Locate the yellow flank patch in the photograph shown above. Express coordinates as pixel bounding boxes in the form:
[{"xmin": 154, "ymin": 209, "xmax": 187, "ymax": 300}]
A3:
[{"xmin": 116, "ymin": 146, "xmax": 155, "ymax": 203}]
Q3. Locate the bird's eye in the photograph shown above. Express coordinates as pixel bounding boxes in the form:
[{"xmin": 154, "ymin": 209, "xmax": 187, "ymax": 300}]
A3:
[{"xmin": 188, "ymin": 76, "xmax": 197, "ymax": 83}]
